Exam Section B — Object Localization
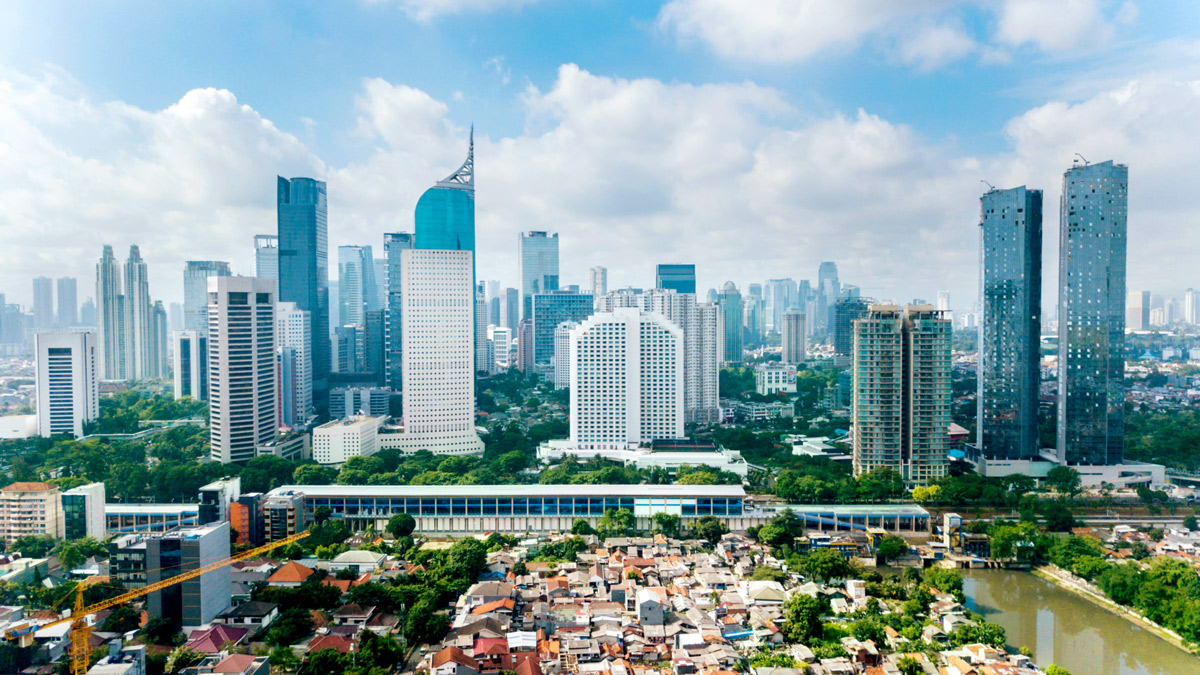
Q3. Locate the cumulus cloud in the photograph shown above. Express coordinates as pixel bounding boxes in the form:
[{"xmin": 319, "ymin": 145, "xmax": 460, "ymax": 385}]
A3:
[
  {"xmin": 897, "ymin": 21, "xmax": 978, "ymax": 71},
  {"xmin": 995, "ymin": 0, "xmax": 1116, "ymax": 52}
]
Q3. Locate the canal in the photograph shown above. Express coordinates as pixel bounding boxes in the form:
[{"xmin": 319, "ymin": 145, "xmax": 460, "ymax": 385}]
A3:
[{"xmin": 964, "ymin": 569, "xmax": 1200, "ymax": 675}]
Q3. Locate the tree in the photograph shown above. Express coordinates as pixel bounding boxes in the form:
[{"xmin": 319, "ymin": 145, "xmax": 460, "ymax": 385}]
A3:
[
  {"xmin": 692, "ymin": 515, "xmax": 729, "ymax": 545},
  {"xmin": 652, "ymin": 512, "xmax": 681, "ymax": 538},
  {"xmin": 875, "ymin": 535, "xmax": 909, "ymax": 562},
  {"xmin": 1184, "ymin": 514, "xmax": 1197, "ymax": 531},
  {"xmin": 386, "ymin": 513, "xmax": 416, "ymax": 539},
  {"xmin": 896, "ymin": 656, "xmax": 923, "ymax": 675},
  {"xmin": 269, "ymin": 645, "xmax": 300, "ymax": 673},
  {"xmin": 9, "ymin": 535, "xmax": 55, "ymax": 558},
  {"xmin": 952, "ymin": 621, "xmax": 1006, "ymax": 648},
  {"xmin": 1044, "ymin": 506, "xmax": 1076, "ymax": 532},
  {"xmin": 570, "ymin": 518, "xmax": 595, "ymax": 536},
  {"xmin": 141, "ymin": 617, "xmax": 182, "ymax": 645},
  {"xmin": 446, "ymin": 538, "xmax": 488, "ymax": 581},
  {"xmin": 911, "ymin": 484, "xmax": 942, "ymax": 503},
  {"xmin": 312, "ymin": 506, "xmax": 332, "ymax": 525},
  {"xmin": 302, "ymin": 648, "xmax": 346, "ymax": 675},
  {"xmin": 782, "ymin": 594, "xmax": 825, "ymax": 643},
  {"xmin": 512, "ymin": 561, "xmax": 528, "ymax": 576},
  {"xmin": 265, "ymin": 607, "xmax": 315, "ymax": 646},
  {"xmin": 1045, "ymin": 466, "xmax": 1082, "ymax": 499},
  {"xmin": 856, "ymin": 467, "xmax": 904, "ymax": 501},
  {"xmin": 293, "ymin": 464, "xmax": 337, "ymax": 485},
  {"xmin": 1046, "ymin": 666, "xmax": 1073, "ymax": 675},
  {"xmin": 599, "ymin": 508, "xmax": 635, "ymax": 537},
  {"xmin": 100, "ymin": 604, "xmax": 141, "ymax": 634},
  {"xmin": 164, "ymin": 646, "xmax": 205, "ymax": 674},
  {"xmin": 751, "ymin": 566, "xmax": 787, "ymax": 582}
]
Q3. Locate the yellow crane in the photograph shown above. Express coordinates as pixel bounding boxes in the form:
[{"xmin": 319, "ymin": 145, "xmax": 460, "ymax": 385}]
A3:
[{"xmin": 5, "ymin": 530, "xmax": 309, "ymax": 675}]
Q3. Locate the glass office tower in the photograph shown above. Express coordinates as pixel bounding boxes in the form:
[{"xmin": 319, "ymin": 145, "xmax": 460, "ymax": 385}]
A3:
[
  {"xmin": 656, "ymin": 264, "xmax": 696, "ymax": 295},
  {"xmin": 415, "ymin": 133, "xmax": 474, "ymax": 268},
  {"xmin": 1056, "ymin": 160, "xmax": 1128, "ymax": 465},
  {"xmin": 277, "ymin": 176, "xmax": 330, "ymax": 405},
  {"xmin": 978, "ymin": 186, "xmax": 1042, "ymax": 460},
  {"xmin": 519, "ymin": 231, "xmax": 560, "ymax": 320},
  {"xmin": 384, "ymin": 232, "xmax": 415, "ymax": 391}
]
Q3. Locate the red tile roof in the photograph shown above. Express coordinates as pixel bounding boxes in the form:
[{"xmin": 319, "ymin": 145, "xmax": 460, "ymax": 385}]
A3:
[
  {"xmin": 432, "ymin": 646, "xmax": 477, "ymax": 669},
  {"xmin": 267, "ymin": 561, "xmax": 314, "ymax": 584},
  {"xmin": 308, "ymin": 634, "xmax": 356, "ymax": 654},
  {"xmin": 184, "ymin": 625, "xmax": 249, "ymax": 654},
  {"xmin": 471, "ymin": 598, "xmax": 515, "ymax": 615},
  {"xmin": 213, "ymin": 654, "xmax": 260, "ymax": 673},
  {"xmin": 2, "ymin": 482, "xmax": 55, "ymax": 492}
]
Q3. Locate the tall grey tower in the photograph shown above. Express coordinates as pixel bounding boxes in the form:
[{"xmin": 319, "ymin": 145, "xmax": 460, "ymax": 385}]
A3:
[
  {"xmin": 519, "ymin": 231, "xmax": 559, "ymax": 320},
  {"xmin": 978, "ymin": 186, "xmax": 1042, "ymax": 460},
  {"xmin": 184, "ymin": 261, "xmax": 231, "ymax": 332},
  {"xmin": 56, "ymin": 278, "xmax": 78, "ymax": 328},
  {"xmin": 277, "ymin": 177, "xmax": 330, "ymax": 407},
  {"xmin": 96, "ymin": 245, "xmax": 125, "ymax": 380},
  {"xmin": 1056, "ymin": 160, "xmax": 1128, "ymax": 465},
  {"xmin": 32, "ymin": 277, "xmax": 54, "ymax": 332},
  {"xmin": 384, "ymin": 232, "xmax": 415, "ymax": 391},
  {"xmin": 123, "ymin": 246, "xmax": 153, "ymax": 380}
]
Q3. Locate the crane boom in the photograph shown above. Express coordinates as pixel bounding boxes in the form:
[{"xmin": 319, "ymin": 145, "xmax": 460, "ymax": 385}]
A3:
[{"xmin": 6, "ymin": 529, "xmax": 310, "ymax": 675}]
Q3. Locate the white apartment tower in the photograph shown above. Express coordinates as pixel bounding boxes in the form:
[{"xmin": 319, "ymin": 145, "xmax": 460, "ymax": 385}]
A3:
[
  {"xmin": 172, "ymin": 330, "xmax": 208, "ymax": 401},
  {"xmin": 35, "ymin": 332, "xmax": 98, "ymax": 438},
  {"xmin": 208, "ymin": 276, "xmax": 278, "ymax": 463},
  {"xmin": 123, "ymin": 245, "xmax": 154, "ymax": 380},
  {"xmin": 389, "ymin": 249, "xmax": 484, "ymax": 455},
  {"xmin": 553, "ymin": 320, "xmax": 579, "ymax": 390},
  {"xmin": 641, "ymin": 289, "xmax": 720, "ymax": 424},
  {"xmin": 569, "ymin": 307, "xmax": 684, "ymax": 450},
  {"xmin": 276, "ymin": 302, "xmax": 313, "ymax": 426},
  {"xmin": 590, "ymin": 266, "xmax": 608, "ymax": 302},
  {"xmin": 96, "ymin": 245, "xmax": 125, "ymax": 380},
  {"xmin": 781, "ymin": 307, "xmax": 806, "ymax": 364}
]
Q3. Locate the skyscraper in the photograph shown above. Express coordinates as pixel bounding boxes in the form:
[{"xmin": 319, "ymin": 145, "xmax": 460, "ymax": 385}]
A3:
[
  {"xmin": 32, "ymin": 277, "xmax": 54, "ymax": 332},
  {"xmin": 169, "ymin": 302, "xmax": 184, "ymax": 333},
  {"xmin": 35, "ymin": 332, "xmax": 98, "ymax": 438},
  {"xmin": 936, "ymin": 291, "xmax": 951, "ymax": 313},
  {"xmin": 656, "ymin": 264, "xmax": 696, "ymax": 295},
  {"xmin": 833, "ymin": 297, "xmax": 870, "ymax": 356},
  {"xmin": 56, "ymin": 278, "xmax": 77, "ymax": 328},
  {"xmin": 276, "ymin": 301, "xmax": 313, "ymax": 428},
  {"xmin": 851, "ymin": 304, "xmax": 950, "ymax": 484},
  {"xmin": 532, "ymin": 290, "xmax": 594, "ymax": 365},
  {"xmin": 79, "ymin": 298, "xmax": 97, "ymax": 328},
  {"xmin": 338, "ymin": 245, "xmax": 378, "ymax": 328},
  {"xmin": 1057, "ymin": 160, "xmax": 1128, "ymax": 466},
  {"xmin": 384, "ymin": 232, "xmax": 415, "ymax": 391},
  {"xmin": 765, "ymin": 278, "xmax": 797, "ymax": 331},
  {"xmin": 391, "ymin": 249, "xmax": 484, "ymax": 455},
  {"xmin": 519, "ymin": 231, "xmax": 560, "ymax": 319},
  {"xmin": 277, "ymin": 177, "xmax": 330, "ymax": 406},
  {"xmin": 254, "ymin": 234, "xmax": 279, "ymax": 294},
  {"xmin": 590, "ymin": 266, "xmax": 608, "ymax": 301},
  {"xmin": 569, "ymin": 307, "xmax": 684, "ymax": 449},
  {"xmin": 553, "ymin": 320, "xmax": 577, "ymax": 390},
  {"xmin": 96, "ymin": 245, "xmax": 124, "ymax": 380},
  {"xmin": 815, "ymin": 262, "xmax": 840, "ymax": 335},
  {"xmin": 184, "ymin": 261, "xmax": 231, "ymax": 332},
  {"xmin": 415, "ymin": 132, "xmax": 474, "ymax": 261},
  {"xmin": 123, "ymin": 246, "xmax": 153, "ymax": 380},
  {"xmin": 1186, "ymin": 288, "xmax": 1200, "ymax": 325},
  {"xmin": 172, "ymin": 330, "xmax": 208, "ymax": 401},
  {"xmin": 150, "ymin": 301, "xmax": 169, "ymax": 379},
  {"xmin": 781, "ymin": 308, "xmax": 806, "ymax": 364},
  {"xmin": 716, "ymin": 282, "xmax": 743, "ymax": 365},
  {"xmin": 978, "ymin": 185, "xmax": 1042, "ymax": 461},
  {"xmin": 641, "ymin": 289, "xmax": 720, "ymax": 424},
  {"xmin": 500, "ymin": 287, "xmax": 520, "ymax": 333},
  {"xmin": 208, "ymin": 276, "xmax": 277, "ymax": 463},
  {"xmin": 1126, "ymin": 290, "xmax": 1149, "ymax": 331}
]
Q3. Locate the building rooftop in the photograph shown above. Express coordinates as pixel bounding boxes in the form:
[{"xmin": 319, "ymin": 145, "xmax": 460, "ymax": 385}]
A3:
[
  {"xmin": 105, "ymin": 503, "xmax": 200, "ymax": 515},
  {"xmin": 1, "ymin": 482, "xmax": 56, "ymax": 492},
  {"xmin": 315, "ymin": 416, "xmax": 383, "ymax": 430},
  {"xmin": 265, "ymin": 484, "xmax": 746, "ymax": 499}
]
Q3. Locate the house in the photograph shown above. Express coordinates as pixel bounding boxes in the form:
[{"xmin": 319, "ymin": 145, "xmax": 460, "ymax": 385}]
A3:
[
  {"xmin": 432, "ymin": 646, "xmax": 481, "ymax": 675},
  {"xmin": 471, "ymin": 598, "xmax": 516, "ymax": 617},
  {"xmin": 637, "ymin": 589, "xmax": 664, "ymax": 625},
  {"xmin": 217, "ymin": 601, "xmax": 279, "ymax": 631},
  {"xmin": 307, "ymin": 634, "xmax": 356, "ymax": 655},
  {"xmin": 329, "ymin": 550, "xmax": 387, "ymax": 575},
  {"xmin": 266, "ymin": 561, "xmax": 314, "ymax": 588},
  {"xmin": 206, "ymin": 653, "xmax": 270, "ymax": 675},
  {"xmin": 332, "ymin": 604, "xmax": 376, "ymax": 626},
  {"xmin": 184, "ymin": 625, "xmax": 250, "ymax": 654}
]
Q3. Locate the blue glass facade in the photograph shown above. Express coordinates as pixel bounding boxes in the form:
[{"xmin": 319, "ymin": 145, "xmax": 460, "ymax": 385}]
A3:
[
  {"xmin": 384, "ymin": 233, "xmax": 414, "ymax": 391},
  {"xmin": 656, "ymin": 264, "xmax": 696, "ymax": 294},
  {"xmin": 303, "ymin": 495, "xmax": 743, "ymax": 519},
  {"xmin": 532, "ymin": 291, "xmax": 593, "ymax": 363},
  {"xmin": 277, "ymin": 177, "xmax": 330, "ymax": 402}
]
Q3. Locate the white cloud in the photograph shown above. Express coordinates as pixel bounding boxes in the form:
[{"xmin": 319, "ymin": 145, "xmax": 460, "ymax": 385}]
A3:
[
  {"xmin": 995, "ymin": 0, "xmax": 1114, "ymax": 52},
  {"xmin": 383, "ymin": 0, "xmax": 543, "ymax": 22},
  {"xmin": 897, "ymin": 21, "xmax": 978, "ymax": 71}
]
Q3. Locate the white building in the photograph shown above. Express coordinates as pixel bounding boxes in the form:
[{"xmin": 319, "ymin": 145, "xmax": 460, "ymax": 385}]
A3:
[
  {"xmin": 276, "ymin": 302, "xmax": 313, "ymax": 427},
  {"xmin": 569, "ymin": 307, "xmax": 683, "ymax": 450},
  {"xmin": 208, "ymin": 276, "xmax": 277, "ymax": 464},
  {"xmin": 171, "ymin": 330, "xmax": 207, "ymax": 401},
  {"xmin": 379, "ymin": 249, "xmax": 484, "ymax": 456},
  {"xmin": 35, "ymin": 332, "xmax": 98, "ymax": 438},
  {"xmin": 331, "ymin": 387, "xmax": 390, "ymax": 418},
  {"xmin": 755, "ymin": 362, "xmax": 797, "ymax": 396},
  {"xmin": 590, "ymin": 266, "xmax": 607, "ymax": 302},
  {"xmin": 476, "ymin": 291, "xmax": 489, "ymax": 373},
  {"xmin": 781, "ymin": 307, "xmax": 806, "ymax": 364},
  {"xmin": 488, "ymin": 326, "xmax": 512, "ymax": 369},
  {"xmin": 553, "ymin": 320, "xmax": 578, "ymax": 390},
  {"xmin": 63, "ymin": 482, "xmax": 107, "ymax": 540},
  {"xmin": 313, "ymin": 416, "xmax": 384, "ymax": 465},
  {"xmin": 639, "ymin": 289, "xmax": 720, "ymax": 424}
]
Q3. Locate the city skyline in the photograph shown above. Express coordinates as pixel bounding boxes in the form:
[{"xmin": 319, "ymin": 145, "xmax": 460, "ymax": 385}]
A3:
[{"xmin": 3, "ymin": 2, "xmax": 1200, "ymax": 308}]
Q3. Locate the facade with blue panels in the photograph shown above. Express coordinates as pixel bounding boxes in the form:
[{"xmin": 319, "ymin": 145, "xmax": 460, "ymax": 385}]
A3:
[
  {"xmin": 532, "ymin": 290, "xmax": 593, "ymax": 364},
  {"xmin": 656, "ymin": 264, "xmax": 696, "ymax": 295},
  {"xmin": 277, "ymin": 177, "xmax": 330, "ymax": 402}
]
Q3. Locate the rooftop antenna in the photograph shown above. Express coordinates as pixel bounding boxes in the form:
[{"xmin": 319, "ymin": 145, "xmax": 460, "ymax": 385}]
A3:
[
  {"xmin": 1074, "ymin": 152, "xmax": 1089, "ymax": 165},
  {"xmin": 980, "ymin": 179, "xmax": 995, "ymax": 191}
]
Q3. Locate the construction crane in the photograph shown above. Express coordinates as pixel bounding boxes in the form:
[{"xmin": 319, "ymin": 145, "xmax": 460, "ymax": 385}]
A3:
[{"xmin": 4, "ymin": 530, "xmax": 310, "ymax": 675}]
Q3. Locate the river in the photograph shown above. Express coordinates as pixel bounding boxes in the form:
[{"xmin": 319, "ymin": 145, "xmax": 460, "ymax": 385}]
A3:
[{"xmin": 964, "ymin": 569, "xmax": 1200, "ymax": 675}]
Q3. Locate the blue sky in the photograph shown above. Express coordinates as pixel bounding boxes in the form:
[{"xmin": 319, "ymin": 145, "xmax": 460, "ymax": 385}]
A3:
[{"xmin": 2, "ymin": 0, "xmax": 1200, "ymax": 310}]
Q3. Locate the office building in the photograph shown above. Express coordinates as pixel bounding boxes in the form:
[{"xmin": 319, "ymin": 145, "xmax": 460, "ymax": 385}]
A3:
[
  {"xmin": 500, "ymin": 287, "xmax": 520, "ymax": 333},
  {"xmin": 385, "ymin": 249, "xmax": 483, "ymax": 455},
  {"xmin": 755, "ymin": 362, "xmax": 796, "ymax": 396},
  {"xmin": 936, "ymin": 291, "xmax": 950, "ymax": 313},
  {"xmin": 56, "ymin": 277, "xmax": 77, "ymax": 328},
  {"xmin": 833, "ymin": 297, "xmax": 870, "ymax": 356},
  {"xmin": 122, "ymin": 246, "xmax": 154, "ymax": 380},
  {"xmin": 489, "ymin": 326, "xmax": 513, "ymax": 370},
  {"xmin": 32, "ymin": 277, "xmax": 54, "ymax": 332},
  {"xmin": 553, "ymin": 320, "xmax": 578, "ymax": 390},
  {"xmin": 475, "ymin": 290, "xmax": 489, "ymax": 372},
  {"xmin": 515, "ymin": 318, "xmax": 534, "ymax": 372},
  {"xmin": 277, "ymin": 176, "xmax": 330, "ymax": 404},
  {"xmin": 62, "ymin": 482, "xmax": 106, "ymax": 541},
  {"xmin": 172, "ymin": 330, "xmax": 208, "ymax": 401},
  {"xmin": 183, "ymin": 261, "xmax": 231, "ymax": 332},
  {"xmin": 765, "ymin": 278, "xmax": 797, "ymax": 331},
  {"xmin": 743, "ymin": 296, "xmax": 765, "ymax": 344},
  {"xmin": 198, "ymin": 478, "xmax": 241, "ymax": 524},
  {"xmin": 781, "ymin": 307, "xmax": 806, "ymax": 364},
  {"xmin": 338, "ymin": 245, "xmax": 377, "ymax": 327},
  {"xmin": 590, "ymin": 266, "xmax": 608, "ymax": 301},
  {"xmin": 716, "ymin": 282, "xmax": 743, "ymax": 365},
  {"xmin": 331, "ymin": 387, "xmax": 390, "ymax": 418},
  {"xmin": 313, "ymin": 416, "xmax": 384, "ymax": 465},
  {"xmin": 150, "ymin": 301, "xmax": 169, "ymax": 380},
  {"xmin": 532, "ymin": 290, "xmax": 593, "ymax": 365},
  {"xmin": 978, "ymin": 185, "xmax": 1043, "ymax": 460},
  {"xmin": 115, "ymin": 522, "xmax": 231, "ymax": 627},
  {"xmin": 363, "ymin": 309, "xmax": 386, "ymax": 381},
  {"xmin": 1057, "ymin": 160, "xmax": 1128, "ymax": 466},
  {"xmin": 35, "ymin": 332, "xmax": 98, "ymax": 438},
  {"xmin": 208, "ymin": 276, "xmax": 277, "ymax": 464},
  {"xmin": 254, "ymin": 234, "xmax": 279, "ymax": 286},
  {"xmin": 569, "ymin": 307, "xmax": 684, "ymax": 450},
  {"xmin": 332, "ymin": 325, "xmax": 359, "ymax": 373},
  {"xmin": 0, "ymin": 482, "xmax": 64, "ymax": 545},
  {"xmin": 641, "ymin": 289, "xmax": 720, "ymax": 424},
  {"xmin": 519, "ymin": 231, "xmax": 559, "ymax": 319},
  {"xmin": 851, "ymin": 304, "xmax": 951, "ymax": 484},
  {"xmin": 415, "ymin": 133, "xmax": 475, "ymax": 262},
  {"xmin": 656, "ymin": 264, "xmax": 696, "ymax": 295},
  {"xmin": 1126, "ymin": 290, "xmax": 1149, "ymax": 331},
  {"xmin": 96, "ymin": 245, "xmax": 125, "ymax": 380},
  {"xmin": 815, "ymin": 262, "xmax": 839, "ymax": 334},
  {"xmin": 80, "ymin": 298, "xmax": 97, "ymax": 328},
  {"xmin": 276, "ymin": 302, "xmax": 313, "ymax": 428},
  {"xmin": 383, "ymin": 232, "xmax": 415, "ymax": 391}
]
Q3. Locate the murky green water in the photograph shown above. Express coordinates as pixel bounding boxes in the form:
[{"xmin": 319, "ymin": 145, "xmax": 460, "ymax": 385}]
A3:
[{"xmin": 964, "ymin": 569, "xmax": 1200, "ymax": 675}]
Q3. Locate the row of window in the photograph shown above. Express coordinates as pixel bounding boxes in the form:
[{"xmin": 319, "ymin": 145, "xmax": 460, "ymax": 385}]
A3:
[{"xmin": 301, "ymin": 496, "xmax": 744, "ymax": 517}]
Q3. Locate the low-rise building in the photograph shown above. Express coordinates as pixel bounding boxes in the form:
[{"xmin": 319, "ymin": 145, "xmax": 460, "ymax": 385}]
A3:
[
  {"xmin": 755, "ymin": 362, "xmax": 797, "ymax": 396},
  {"xmin": 0, "ymin": 482, "xmax": 64, "ymax": 545},
  {"xmin": 313, "ymin": 416, "xmax": 384, "ymax": 465}
]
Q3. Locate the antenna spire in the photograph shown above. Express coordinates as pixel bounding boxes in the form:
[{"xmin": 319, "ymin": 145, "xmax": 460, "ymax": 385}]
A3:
[{"xmin": 436, "ymin": 126, "xmax": 474, "ymax": 191}]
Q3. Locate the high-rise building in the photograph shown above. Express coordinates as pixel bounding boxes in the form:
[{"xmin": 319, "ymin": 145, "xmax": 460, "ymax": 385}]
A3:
[
  {"xmin": 851, "ymin": 304, "xmax": 950, "ymax": 484},
  {"xmin": 1186, "ymin": 288, "xmax": 1200, "ymax": 325},
  {"xmin": 338, "ymin": 245, "xmax": 377, "ymax": 328},
  {"xmin": 56, "ymin": 277, "xmax": 77, "ymax": 328},
  {"xmin": 330, "ymin": 387, "xmax": 390, "ymax": 418},
  {"xmin": 833, "ymin": 297, "xmax": 870, "ymax": 356},
  {"xmin": 184, "ymin": 261, "xmax": 231, "ymax": 332},
  {"xmin": 815, "ymin": 262, "xmax": 840, "ymax": 335},
  {"xmin": 277, "ymin": 177, "xmax": 330, "ymax": 405},
  {"xmin": 656, "ymin": 264, "xmax": 696, "ymax": 295},
  {"xmin": 62, "ymin": 482, "xmax": 105, "ymax": 540},
  {"xmin": 32, "ymin": 277, "xmax": 54, "ymax": 332},
  {"xmin": 390, "ymin": 249, "xmax": 483, "ymax": 455},
  {"xmin": 489, "ymin": 326, "xmax": 513, "ymax": 370},
  {"xmin": 475, "ymin": 290, "xmax": 489, "ymax": 373},
  {"xmin": 254, "ymin": 234, "xmax": 279, "ymax": 287},
  {"xmin": 415, "ymin": 133, "xmax": 475, "ymax": 261},
  {"xmin": 515, "ymin": 318, "xmax": 534, "ymax": 372},
  {"xmin": 276, "ymin": 301, "xmax": 313, "ymax": 429},
  {"xmin": 519, "ymin": 231, "xmax": 559, "ymax": 319},
  {"xmin": 781, "ymin": 308, "xmax": 806, "ymax": 364},
  {"xmin": 374, "ymin": 258, "xmax": 389, "ymax": 312},
  {"xmin": 384, "ymin": 232, "xmax": 415, "ymax": 391},
  {"xmin": 936, "ymin": 291, "xmax": 950, "ymax": 313},
  {"xmin": 122, "ymin": 246, "xmax": 155, "ymax": 380},
  {"xmin": 150, "ymin": 300, "xmax": 169, "ymax": 380},
  {"xmin": 553, "ymin": 320, "xmax": 578, "ymax": 390},
  {"xmin": 172, "ymin": 330, "xmax": 208, "ymax": 401},
  {"xmin": 1057, "ymin": 160, "xmax": 1128, "ymax": 466},
  {"xmin": 500, "ymin": 287, "xmax": 520, "ymax": 333},
  {"xmin": 569, "ymin": 307, "xmax": 684, "ymax": 449},
  {"xmin": 124, "ymin": 522, "xmax": 231, "ymax": 627},
  {"xmin": 716, "ymin": 282, "xmax": 743, "ymax": 365},
  {"xmin": 765, "ymin": 278, "xmax": 797, "ymax": 331},
  {"xmin": 979, "ymin": 186, "xmax": 1043, "ymax": 461},
  {"xmin": 364, "ymin": 310, "xmax": 386, "ymax": 382},
  {"xmin": 208, "ymin": 276, "xmax": 277, "ymax": 463},
  {"xmin": 0, "ymin": 482, "xmax": 64, "ymax": 545},
  {"xmin": 35, "ymin": 332, "xmax": 98, "ymax": 438},
  {"xmin": 96, "ymin": 245, "xmax": 125, "ymax": 380},
  {"xmin": 641, "ymin": 289, "xmax": 719, "ymax": 424},
  {"xmin": 532, "ymin": 290, "xmax": 593, "ymax": 365},
  {"xmin": 80, "ymin": 297, "xmax": 97, "ymax": 328},
  {"xmin": 590, "ymin": 266, "xmax": 608, "ymax": 301},
  {"xmin": 743, "ymin": 296, "xmax": 765, "ymax": 344},
  {"xmin": 333, "ymin": 325, "xmax": 359, "ymax": 374},
  {"xmin": 1126, "ymin": 290, "xmax": 1149, "ymax": 331}
]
